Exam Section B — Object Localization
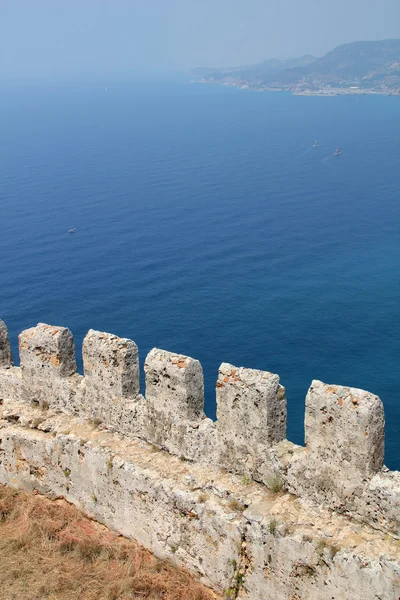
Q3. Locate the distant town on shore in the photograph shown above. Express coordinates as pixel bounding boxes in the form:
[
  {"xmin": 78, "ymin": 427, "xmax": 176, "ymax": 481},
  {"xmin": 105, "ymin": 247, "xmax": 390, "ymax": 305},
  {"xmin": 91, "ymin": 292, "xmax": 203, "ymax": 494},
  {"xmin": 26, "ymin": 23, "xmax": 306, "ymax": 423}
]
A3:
[{"xmin": 191, "ymin": 39, "xmax": 400, "ymax": 96}]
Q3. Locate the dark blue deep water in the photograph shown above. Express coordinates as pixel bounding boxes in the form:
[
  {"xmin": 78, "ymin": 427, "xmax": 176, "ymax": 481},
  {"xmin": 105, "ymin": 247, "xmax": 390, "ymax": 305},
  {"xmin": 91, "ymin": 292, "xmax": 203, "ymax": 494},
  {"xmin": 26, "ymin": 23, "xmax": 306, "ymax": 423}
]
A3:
[{"xmin": 1, "ymin": 80, "xmax": 400, "ymax": 468}]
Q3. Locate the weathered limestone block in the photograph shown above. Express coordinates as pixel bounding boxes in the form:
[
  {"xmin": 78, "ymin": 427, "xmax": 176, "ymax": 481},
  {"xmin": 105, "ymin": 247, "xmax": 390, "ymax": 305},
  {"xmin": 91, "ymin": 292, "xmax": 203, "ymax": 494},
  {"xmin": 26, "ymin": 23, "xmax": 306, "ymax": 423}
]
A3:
[
  {"xmin": 0, "ymin": 320, "xmax": 12, "ymax": 367},
  {"xmin": 144, "ymin": 348, "xmax": 204, "ymax": 422},
  {"xmin": 0, "ymin": 366, "xmax": 22, "ymax": 403},
  {"xmin": 305, "ymin": 380, "xmax": 385, "ymax": 478},
  {"xmin": 141, "ymin": 410, "xmax": 217, "ymax": 464},
  {"xmin": 142, "ymin": 348, "xmax": 213, "ymax": 460},
  {"xmin": 0, "ymin": 320, "xmax": 21, "ymax": 403},
  {"xmin": 19, "ymin": 323, "xmax": 77, "ymax": 410},
  {"xmin": 360, "ymin": 470, "xmax": 400, "ymax": 538},
  {"xmin": 83, "ymin": 329, "xmax": 140, "ymax": 398},
  {"xmin": 82, "ymin": 329, "xmax": 140, "ymax": 426},
  {"xmin": 144, "ymin": 348, "xmax": 204, "ymax": 421},
  {"xmin": 244, "ymin": 517, "xmax": 400, "ymax": 600},
  {"xmin": 287, "ymin": 380, "xmax": 385, "ymax": 516},
  {"xmin": 216, "ymin": 363, "xmax": 287, "ymax": 479}
]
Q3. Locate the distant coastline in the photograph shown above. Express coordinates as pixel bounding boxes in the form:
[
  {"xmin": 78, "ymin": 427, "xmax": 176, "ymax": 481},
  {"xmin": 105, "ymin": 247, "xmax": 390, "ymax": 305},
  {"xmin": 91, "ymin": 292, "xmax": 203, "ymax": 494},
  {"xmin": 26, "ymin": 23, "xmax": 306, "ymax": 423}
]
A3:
[
  {"xmin": 194, "ymin": 79, "xmax": 400, "ymax": 96},
  {"xmin": 191, "ymin": 39, "xmax": 400, "ymax": 98}
]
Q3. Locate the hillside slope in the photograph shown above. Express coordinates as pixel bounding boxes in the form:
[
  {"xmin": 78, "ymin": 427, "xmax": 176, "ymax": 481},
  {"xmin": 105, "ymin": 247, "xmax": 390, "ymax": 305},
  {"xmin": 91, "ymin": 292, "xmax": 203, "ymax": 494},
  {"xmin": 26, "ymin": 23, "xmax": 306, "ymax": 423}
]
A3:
[{"xmin": 0, "ymin": 485, "xmax": 218, "ymax": 600}]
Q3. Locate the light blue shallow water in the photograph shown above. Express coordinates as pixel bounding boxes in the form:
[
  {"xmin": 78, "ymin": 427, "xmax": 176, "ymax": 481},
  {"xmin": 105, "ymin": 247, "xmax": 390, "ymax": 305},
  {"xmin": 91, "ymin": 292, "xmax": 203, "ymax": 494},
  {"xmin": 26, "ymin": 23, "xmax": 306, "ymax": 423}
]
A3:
[{"xmin": 1, "ymin": 80, "xmax": 400, "ymax": 468}]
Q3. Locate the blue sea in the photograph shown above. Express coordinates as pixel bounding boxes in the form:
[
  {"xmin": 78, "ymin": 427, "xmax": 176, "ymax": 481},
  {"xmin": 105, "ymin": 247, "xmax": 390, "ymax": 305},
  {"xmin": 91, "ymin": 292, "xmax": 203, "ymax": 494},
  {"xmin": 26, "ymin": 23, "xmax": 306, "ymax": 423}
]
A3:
[{"xmin": 1, "ymin": 79, "xmax": 400, "ymax": 469}]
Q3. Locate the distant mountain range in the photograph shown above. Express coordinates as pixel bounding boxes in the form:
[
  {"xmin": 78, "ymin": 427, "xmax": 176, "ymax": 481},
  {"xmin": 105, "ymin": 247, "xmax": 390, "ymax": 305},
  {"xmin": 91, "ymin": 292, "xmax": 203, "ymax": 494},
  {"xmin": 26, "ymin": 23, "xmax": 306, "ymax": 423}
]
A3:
[{"xmin": 191, "ymin": 40, "xmax": 400, "ymax": 96}]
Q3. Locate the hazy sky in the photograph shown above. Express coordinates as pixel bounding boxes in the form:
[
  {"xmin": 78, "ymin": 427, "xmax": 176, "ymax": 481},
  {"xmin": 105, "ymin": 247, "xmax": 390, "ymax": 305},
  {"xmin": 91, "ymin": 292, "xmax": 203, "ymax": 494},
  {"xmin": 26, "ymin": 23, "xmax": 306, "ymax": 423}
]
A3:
[{"xmin": 1, "ymin": 0, "xmax": 400, "ymax": 78}]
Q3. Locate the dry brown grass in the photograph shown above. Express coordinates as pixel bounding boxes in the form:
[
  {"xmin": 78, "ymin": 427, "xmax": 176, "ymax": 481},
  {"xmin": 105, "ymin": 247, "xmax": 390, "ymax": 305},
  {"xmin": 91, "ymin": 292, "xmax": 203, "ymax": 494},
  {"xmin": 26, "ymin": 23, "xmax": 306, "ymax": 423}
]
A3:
[{"xmin": 0, "ymin": 484, "xmax": 218, "ymax": 600}]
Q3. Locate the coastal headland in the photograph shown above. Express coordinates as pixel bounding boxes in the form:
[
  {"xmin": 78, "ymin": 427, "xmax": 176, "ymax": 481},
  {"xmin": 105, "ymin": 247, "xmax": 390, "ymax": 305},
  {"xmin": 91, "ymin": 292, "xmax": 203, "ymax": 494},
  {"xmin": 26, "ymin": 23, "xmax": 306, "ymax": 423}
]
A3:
[{"xmin": 192, "ymin": 39, "xmax": 400, "ymax": 96}]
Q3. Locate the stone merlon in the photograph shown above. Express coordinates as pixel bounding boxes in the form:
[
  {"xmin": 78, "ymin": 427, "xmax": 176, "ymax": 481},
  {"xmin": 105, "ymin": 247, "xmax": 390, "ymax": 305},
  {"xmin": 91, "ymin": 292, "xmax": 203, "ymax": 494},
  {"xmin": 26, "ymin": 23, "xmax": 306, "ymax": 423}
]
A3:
[
  {"xmin": 217, "ymin": 362, "xmax": 287, "ymax": 446},
  {"xmin": 18, "ymin": 323, "xmax": 77, "ymax": 410},
  {"xmin": 305, "ymin": 380, "xmax": 385, "ymax": 478},
  {"xmin": 144, "ymin": 348, "xmax": 205, "ymax": 421},
  {"xmin": 83, "ymin": 329, "xmax": 140, "ymax": 399}
]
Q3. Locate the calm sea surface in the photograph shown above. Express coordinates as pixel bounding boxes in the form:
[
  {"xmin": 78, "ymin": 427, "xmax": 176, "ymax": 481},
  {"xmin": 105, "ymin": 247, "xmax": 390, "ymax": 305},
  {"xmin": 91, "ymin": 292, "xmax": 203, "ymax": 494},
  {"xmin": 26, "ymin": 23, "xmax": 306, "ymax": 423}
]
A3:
[{"xmin": 1, "ymin": 80, "xmax": 400, "ymax": 468}]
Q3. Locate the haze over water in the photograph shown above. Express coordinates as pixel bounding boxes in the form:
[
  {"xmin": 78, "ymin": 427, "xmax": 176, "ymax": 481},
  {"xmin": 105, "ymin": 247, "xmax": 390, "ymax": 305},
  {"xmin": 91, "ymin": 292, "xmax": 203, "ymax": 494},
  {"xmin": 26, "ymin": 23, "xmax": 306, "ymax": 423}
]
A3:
[{"xmin": 1, "ymin": 80, "xmax": 400, "ymax": 468}]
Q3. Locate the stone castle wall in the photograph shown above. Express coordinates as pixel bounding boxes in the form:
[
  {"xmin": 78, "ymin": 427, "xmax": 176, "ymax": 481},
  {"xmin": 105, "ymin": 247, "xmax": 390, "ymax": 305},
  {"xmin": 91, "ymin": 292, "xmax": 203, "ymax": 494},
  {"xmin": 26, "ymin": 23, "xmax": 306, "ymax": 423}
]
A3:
[{"xmin": 0, "ymin": 319, "xmax": 399, "ymax": 599}]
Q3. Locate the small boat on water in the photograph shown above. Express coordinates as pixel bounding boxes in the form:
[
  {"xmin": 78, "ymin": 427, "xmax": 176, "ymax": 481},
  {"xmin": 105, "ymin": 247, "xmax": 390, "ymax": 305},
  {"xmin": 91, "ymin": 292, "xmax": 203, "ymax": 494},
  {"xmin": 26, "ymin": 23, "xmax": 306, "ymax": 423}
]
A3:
[
  {"xmin": 333, "ymin": 147, "xmax": 341, "ymax": 156},
  {"xmin": 68, "ymin": 228, "xmax": 77, "ymax": 233},
  {"xmin": 313, "ymin": 140, "xmax": 318, "ymax": 147}
]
